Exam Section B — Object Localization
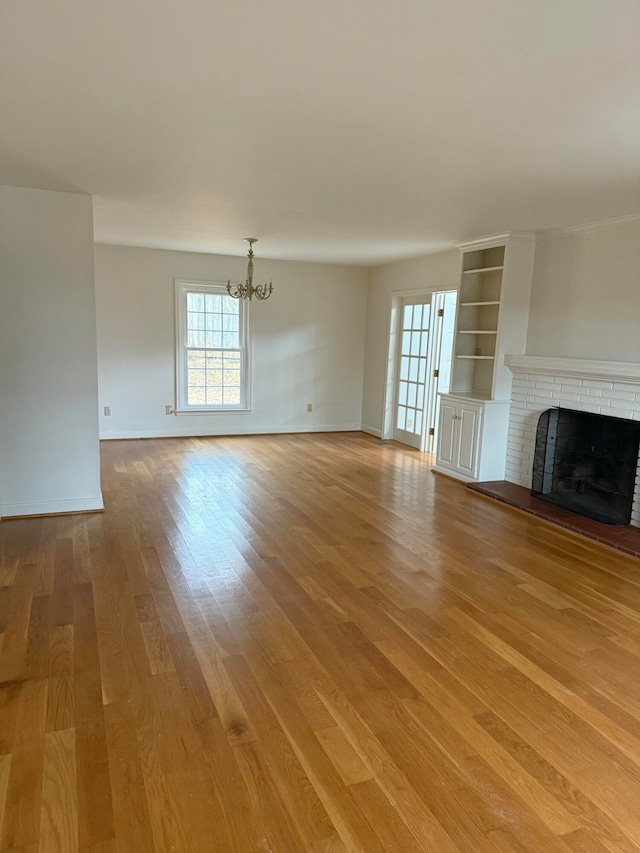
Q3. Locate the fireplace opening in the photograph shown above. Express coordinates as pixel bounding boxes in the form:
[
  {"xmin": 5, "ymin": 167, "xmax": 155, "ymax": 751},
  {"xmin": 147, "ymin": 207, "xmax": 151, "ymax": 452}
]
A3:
[{"xmin": 532, "ymin": 408, "xmax": 640, "ymax": 525}]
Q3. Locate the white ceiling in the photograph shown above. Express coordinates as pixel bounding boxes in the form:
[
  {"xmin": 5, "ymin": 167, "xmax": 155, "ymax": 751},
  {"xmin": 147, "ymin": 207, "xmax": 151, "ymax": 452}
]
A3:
[{"xmin": 1, "ymin": 0, "xmax": 639, "ymax": 265}]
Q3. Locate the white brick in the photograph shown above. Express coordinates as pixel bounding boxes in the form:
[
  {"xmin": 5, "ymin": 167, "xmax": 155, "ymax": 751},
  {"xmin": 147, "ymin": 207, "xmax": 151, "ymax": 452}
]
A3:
[
  {"xmin": 588, "ymin": 380, "xmax": 614, "ymax": 390},
  {"xmin": 607, "ymin": 404, "xmax": 634, "ymax": 418},
  {"xmin": 535, "ymin": 381, "xmax": 561, "ymax": 392},
  {"xmin": 557, "ymin": 392, "xmax": 581, "ymax": 402},
  {"xmin": 613, "ymin": 382, "xmax": 640, "ymax": 393},
  {"xmin": 530, "ymin": 389, "xmax": 555, "ymax": 399},
  {"xmin": 586, "ymin": 387, "xmax": 603, "ymax": 397},
  {"xmin": 608, "ymin": 389, "xmax": 636, "ymax": 402}
]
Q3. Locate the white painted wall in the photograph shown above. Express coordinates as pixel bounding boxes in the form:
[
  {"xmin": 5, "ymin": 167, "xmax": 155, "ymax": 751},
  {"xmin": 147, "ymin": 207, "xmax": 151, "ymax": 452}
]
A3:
[
  {"xmin": 361, "ymin": 251, "xmax": 460, "ymax": 435},
  {"xmin": 527, "ymin": 221, "xmax": 640, "ymax": 361},
  {"xmin": 94, "ymin": 245, "xmax": 368, "ymax": 438},
  {"xmin": 0, "ymin": 186, "xmax": 102, "ymax": 518}
]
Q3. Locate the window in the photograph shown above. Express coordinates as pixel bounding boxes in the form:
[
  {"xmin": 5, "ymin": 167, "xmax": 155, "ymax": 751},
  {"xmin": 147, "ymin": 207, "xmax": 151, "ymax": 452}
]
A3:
[{"xmin": 175, "ymin": 280, "xmax": 250, "ymax": 412}]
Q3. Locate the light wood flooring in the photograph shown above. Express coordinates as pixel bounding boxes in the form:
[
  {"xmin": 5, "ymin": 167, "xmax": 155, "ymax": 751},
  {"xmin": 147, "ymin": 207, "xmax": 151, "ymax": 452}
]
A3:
[{"xmin": 2, "ymin": 432, "xmax": 640, "ymax": 851}]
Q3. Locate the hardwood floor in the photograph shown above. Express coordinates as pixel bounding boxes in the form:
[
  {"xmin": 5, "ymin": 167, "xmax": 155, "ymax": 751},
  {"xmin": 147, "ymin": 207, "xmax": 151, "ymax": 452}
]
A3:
[{"xmin": 2, "ymin": 432, "xmax": 640, "ymax": 851}]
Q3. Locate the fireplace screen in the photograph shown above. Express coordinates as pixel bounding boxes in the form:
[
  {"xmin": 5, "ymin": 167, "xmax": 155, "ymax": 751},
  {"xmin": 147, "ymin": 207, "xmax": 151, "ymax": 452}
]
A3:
[{"xmin": 532, "ymin": 408, "xmax": 640, "ymax": 525}]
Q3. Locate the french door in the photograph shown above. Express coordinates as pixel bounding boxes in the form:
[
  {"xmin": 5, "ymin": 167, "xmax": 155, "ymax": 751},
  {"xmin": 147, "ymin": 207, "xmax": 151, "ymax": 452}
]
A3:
[
  {"xmin": 392, "ymin": 291, "xmax": 457, "ymax": 451},
  {"xmin": 393, "ymin": 297, "xmax": 432, "ymax": 449}
]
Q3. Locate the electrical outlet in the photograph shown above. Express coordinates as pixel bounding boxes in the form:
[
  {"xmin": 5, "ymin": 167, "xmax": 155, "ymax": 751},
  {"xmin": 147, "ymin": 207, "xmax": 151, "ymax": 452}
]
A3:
[
  {"xmin": 165, "ymin": 405, "xmax": 174, "ymax": 415},
  {"xmin": 306, "ymin": 403, "xmax": 313, "ymax": 412},
  {"xmin": 104, "ymin": 406, "xmax": 111, "ymax": 416}
]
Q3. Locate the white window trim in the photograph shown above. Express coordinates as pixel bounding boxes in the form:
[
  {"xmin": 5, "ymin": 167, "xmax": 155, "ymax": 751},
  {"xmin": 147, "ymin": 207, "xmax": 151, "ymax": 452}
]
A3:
[{"xmin": 174, "ymin": 279, "xmax": 252, "ymax": 414}]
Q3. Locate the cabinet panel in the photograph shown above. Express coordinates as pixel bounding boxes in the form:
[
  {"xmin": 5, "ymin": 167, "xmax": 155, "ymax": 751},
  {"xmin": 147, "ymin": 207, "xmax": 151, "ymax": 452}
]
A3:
[
  {"xmin": 456, "ymin": 404, "xmax": 481, "ymax": 477},
  {"xmin": 437, "ymin": 401, "xmax": 458, "ymax": 468}
]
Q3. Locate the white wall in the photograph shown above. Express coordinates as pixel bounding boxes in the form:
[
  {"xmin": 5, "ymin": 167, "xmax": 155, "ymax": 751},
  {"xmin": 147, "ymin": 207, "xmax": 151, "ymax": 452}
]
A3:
[
  {"xmin": 0, "ymin": 186, "xmax": 102, "ymax": 517},
  {"xmin": 526, "ymin": 221, "xmax": 640, "ymax": 361},
  {"xmin": 361, "ymin": 251, "xmax": 460, "ymax": 435},
  {"xmin": 94, "ymin": 245, "xmax": 368, "ymax": 438}
]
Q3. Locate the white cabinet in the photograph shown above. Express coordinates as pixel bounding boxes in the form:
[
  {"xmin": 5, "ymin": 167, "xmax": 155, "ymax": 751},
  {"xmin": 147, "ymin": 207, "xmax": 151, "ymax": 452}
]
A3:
[
  {"xmin": 433, "ymin": 232, "xmax": 534, "ymax": 484},
  {"xmin": 434, "ymin": 395, "xmax": 510, "ymax": 483}
]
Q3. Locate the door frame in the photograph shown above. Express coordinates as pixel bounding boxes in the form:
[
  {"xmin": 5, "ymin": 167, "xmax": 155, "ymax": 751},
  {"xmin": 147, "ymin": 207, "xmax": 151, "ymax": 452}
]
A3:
[{"xmin": 381, "ymin": 285, "xmax": 457, "ymax": 447}]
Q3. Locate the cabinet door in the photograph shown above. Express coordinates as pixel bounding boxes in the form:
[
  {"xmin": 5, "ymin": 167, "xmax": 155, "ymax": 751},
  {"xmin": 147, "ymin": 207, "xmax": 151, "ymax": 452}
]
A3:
[
  {"xmin": 456, "ymin": 403, "xmax": 481, "ymax": 477},
  {"xmin": 437, "ymin": 400, "xmax": 458, "ymax": 468}
]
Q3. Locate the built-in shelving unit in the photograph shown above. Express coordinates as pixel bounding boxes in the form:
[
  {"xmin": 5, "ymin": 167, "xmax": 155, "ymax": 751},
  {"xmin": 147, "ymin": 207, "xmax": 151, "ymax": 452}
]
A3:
[
  {"xmin": 434, "ymin": 233, "xmax": 536, "ymax": 483},
  {"xmin": 452, "ymin": 244, "xmax": 504, "ymax": 397}
]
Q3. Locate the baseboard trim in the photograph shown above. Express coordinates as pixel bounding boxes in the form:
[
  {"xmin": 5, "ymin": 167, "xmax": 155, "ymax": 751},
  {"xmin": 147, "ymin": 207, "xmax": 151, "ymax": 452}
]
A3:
[
  {"xmin": 360, "ymin": 424, "xmax": 382, "ymax": 437},
  {"xmin": 1, "ymin": 495, "xmax": 105, "ymax": 520},
  {"xmin": 431, "ymin": 465, "xmax": 475, "ymax": 484},
  {"xmin": 99, "ymin": 424, "xmax": 362, "ymax": 440}
]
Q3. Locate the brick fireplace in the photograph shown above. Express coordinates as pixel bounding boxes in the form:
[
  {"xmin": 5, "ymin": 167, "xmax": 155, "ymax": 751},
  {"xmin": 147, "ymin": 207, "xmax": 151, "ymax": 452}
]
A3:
[{"xmin": 504, "ymin": 356, "xmax": 640, "ymax": 529}]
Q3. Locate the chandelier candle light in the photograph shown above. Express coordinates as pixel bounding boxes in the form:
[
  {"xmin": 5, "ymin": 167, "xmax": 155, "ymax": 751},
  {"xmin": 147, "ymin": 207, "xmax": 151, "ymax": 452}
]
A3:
[{"xmin": 226, "ymin": 238, "xmax": 274, "ymax": 301}]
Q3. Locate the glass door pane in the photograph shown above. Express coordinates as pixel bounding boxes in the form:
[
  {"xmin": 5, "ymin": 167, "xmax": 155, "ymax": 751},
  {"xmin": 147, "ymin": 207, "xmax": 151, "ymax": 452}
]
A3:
[{"xmin": 394, "ymin": 297, "xmax": 431, "ymax": 449}]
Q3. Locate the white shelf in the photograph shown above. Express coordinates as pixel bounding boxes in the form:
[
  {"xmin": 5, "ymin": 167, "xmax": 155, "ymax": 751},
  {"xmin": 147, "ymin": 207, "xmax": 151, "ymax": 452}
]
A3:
[
  {"xmin": 460, "ymin": 300, "xmax": 500, "ymax": 307},
  {"xmin": 463, "ymin": 265, "xmax": 504, "ymax": 275},
  {"xmin": 457, "ymin": 330, "xmax": 497, "ymax": 335},
  {"xmin": 456, "ymin": 355, "xmax": 495, "ymax": 360}
]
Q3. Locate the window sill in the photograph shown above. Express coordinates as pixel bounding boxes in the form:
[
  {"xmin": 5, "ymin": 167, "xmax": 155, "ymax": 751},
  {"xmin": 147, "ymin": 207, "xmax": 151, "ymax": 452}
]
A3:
[{"xmin": 175, "ymin": 407, "xmax": 252, "ymax": 415}]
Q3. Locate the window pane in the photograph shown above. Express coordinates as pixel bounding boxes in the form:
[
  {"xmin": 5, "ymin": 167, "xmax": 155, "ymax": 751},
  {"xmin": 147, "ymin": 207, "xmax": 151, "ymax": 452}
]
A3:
[
  {"xmin": 206, "ymin": 368, "xmax": 222, "ymax": 386},
  {"xmin": 188, "ymin": 368, "xmax": 205, "ymax": 387},
  {"xmin": 188, "ymin": 312, "xmax": 204, "ymax": 330},
  {"xmin": 420, "ymin": 331, "xmax": 429, "ymax": 357},
  {"xmin": 408, "ymin": 358, "xmax": 418, "ymax": 382},
  {"xmin": 398, "ymin": 381, "xmax": 408, "ymax": 405},
  {"xmin": 422, "ymin": 305, "xmax": 431, "ymax": 330},
  {"xmin": 223, "ymin": 387, "xmax": 241, "ymax": 405},
  {"xmin": 399, "ymin": 357, "xmax": 409, "ymax": 381},
  {"xmin": 222, "ymin": 331, "xmax": 239, "ymax": 348},
  {"xmin": 187, "ymin": 292, "xmax": 204, "ymax": 312},
  {"xmin": 188, "ymin": 386, "xmax": 206, "ymax": 405},
  {"xmin": 417, "ymin": 384, "xmax": 425, "ymax": 410},
  {"xmin": 223, "ymin": 351, "xmax": 241, "ymax": 369},
  {"xmin": 418, "ymin": 357, "xmax": 427, "ymax": 383},
  {"xmin": 407, "ymin": 383, "xmax": 417, "ymax": 408},
  {"xmin": 205, "ymin": 293, "xmax": 222, "ymax": 313},
  {"xmin": 206, "ymin": 387, "xmax": 222, "ymax": 406},
  {"xmin": 415, "ymin": 409, "xmax": 423, "ymax": 435},
  {"xmin": 403, "ymin": 305, "xmax": 413, "ymax": 330},
  {"xmin": 188, "ymin": 351, "xmax": 206, "ymax": 369},
  {"xmin": 223, "ymin": 295, "xmax": 238, "ymax": 313},
  {"xmin": 223, "ymin": 313, "xmax": 239, "ymax": 332},
  {"xmin": 397, "ymin": 405, "xmax": 406, "ymax": 430},
  {"xmin": 187, "ymin": 330, "xmax": 205, "ymax": 348},
  {"xmin": 412, "ymin": 304, "xmax": 423, "ymax": 329},
  {"xmin": 410, "ymin": 332, "xmax": 420, "ymax": 356},
  {"xmin": 205, "ymin": 313, "xmax": 223, "ymax": 331},
  {"xmin": 401, "ymin": 331, "xmax": 411, "ymax": 356}
]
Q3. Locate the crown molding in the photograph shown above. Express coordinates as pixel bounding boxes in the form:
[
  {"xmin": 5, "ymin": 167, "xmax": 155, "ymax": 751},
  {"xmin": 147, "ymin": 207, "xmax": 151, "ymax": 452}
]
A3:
[
  {"xmin": 455, "ymin": 231, "xmax": 535, "ymax": 252},
  {"xmin": 537, "ymin": 213, "xmax": 640, "ymax": 242},
  {"xmin": 505, "ymin": 354, "xmax": 640, "ymax": 385}
]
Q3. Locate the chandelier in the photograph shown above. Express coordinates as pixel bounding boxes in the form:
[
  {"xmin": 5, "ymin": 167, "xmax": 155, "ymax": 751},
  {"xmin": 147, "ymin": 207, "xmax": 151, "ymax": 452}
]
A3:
[{"xmin": 226, "ymin": 238, "xmax": 274, "ymax": 301}]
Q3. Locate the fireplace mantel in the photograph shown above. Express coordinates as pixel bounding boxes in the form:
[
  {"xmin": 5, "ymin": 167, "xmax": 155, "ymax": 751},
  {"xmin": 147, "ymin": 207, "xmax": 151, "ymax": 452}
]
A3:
[{"xmin": 505, "ymin": 355, "xmax": 640, "ymax": 385}]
